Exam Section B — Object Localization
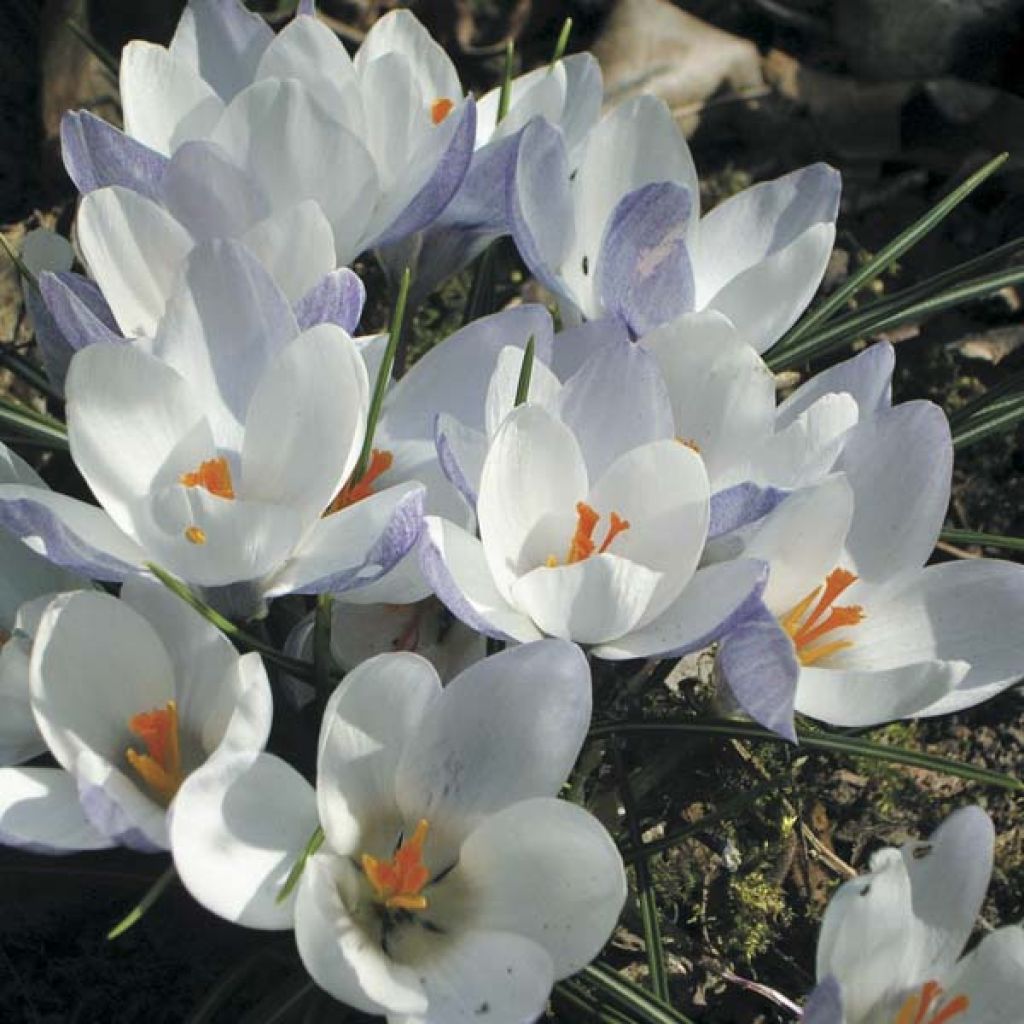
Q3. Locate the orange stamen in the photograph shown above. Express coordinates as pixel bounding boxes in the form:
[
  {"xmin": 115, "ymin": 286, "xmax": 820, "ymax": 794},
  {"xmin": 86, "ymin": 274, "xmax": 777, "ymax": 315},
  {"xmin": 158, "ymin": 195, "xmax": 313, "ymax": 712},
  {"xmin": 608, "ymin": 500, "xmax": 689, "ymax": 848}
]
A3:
[
  {"xmin": 125, "ymin": 700, "xmax": 183, "ymax": 803},
  {"xmin": 326, "ymin": 449, "xmax": 393, "ymax": 515},
  {"xmin": 180, "ymin": 457, "xmax": 235, "ymax": 500},
  {"xmin": 893, "ymin": 981, "xmax": 969, "ymax": 1024},
  {"xmin": 547, "ymin": 502, "xmax": 631, "ymax": 567},
  {"xmin": 598, "ymin": 512, "xmax": 631, "ymax": 554},
  {"xmin": 184, "ymin": 526, "xmax": 207, "ymax": 545},
  {"xmin": 780, "ymin": 568, "xmax": 864, "ymax": 666},
  {"xmin": 431, "ymin": 97, "xmax": 454, "ymax": 124},
  {"xmin": 362, "ymin": 819, "xmax": 431, "ymax": 911}
]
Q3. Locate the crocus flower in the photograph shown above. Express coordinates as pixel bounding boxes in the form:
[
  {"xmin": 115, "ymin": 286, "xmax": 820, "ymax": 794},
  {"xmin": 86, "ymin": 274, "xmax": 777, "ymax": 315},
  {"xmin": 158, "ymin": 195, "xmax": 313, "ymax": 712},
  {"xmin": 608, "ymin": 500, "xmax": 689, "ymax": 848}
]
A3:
[
  {"xmin": 0, "ymin": 579, "xmax": 272, "ymax": 853},
  {"xmin": 170, "ymin": 641, "xmax": 626, "ymax": 1022},
  {"xmin": 509, "ymin": 92, "xmax": 839, "ymax": 349},
  {"xmin": 61, "ymin": 3, "xmax": 475, "ymax": 268},
  {"xmin": 806, "ymin": 806, "xmax": 1024, "ymax": 1024},
  {"xmin": 715, "ymin": 398, "xmax": 1024, "ymax": 737},
  {"xmin": 0, "ymin": 242, "xmax": 424, "ymax": 619},
  {"xmin": 421, "ymin": 333, "xmax": 766, "ymax": 656}
]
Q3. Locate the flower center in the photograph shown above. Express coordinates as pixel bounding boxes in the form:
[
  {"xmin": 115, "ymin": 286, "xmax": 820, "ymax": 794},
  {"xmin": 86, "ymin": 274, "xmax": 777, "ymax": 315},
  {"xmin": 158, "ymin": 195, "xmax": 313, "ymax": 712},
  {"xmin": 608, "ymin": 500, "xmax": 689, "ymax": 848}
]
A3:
[
  {"xmin": 327, "ymin": 449, "xmax": 393, "ymax": 515},
  {"xmin": 180, "ymin": 457, "xmax": 235, "ymax": 500},
  {"xmin": 431, "ymin": 98, "xmax": 454, "ymax": 124},
  {"xmin": 125, "ymin": 700, "xmax": 183, "ymax": 804},
  {"xmin": 779, "ymin": 567, "xmax": 864, "ymax": 666},
  {"xmin": 546, "ymin": 501, "xmax": 631, "ymax": 568},
  {"xmin": 893, "ymin": 981, "xmax": 969, "ymax": 1024},
  {"xmin": 362, "ymin": 819, "xmax": 431, "ymax": 912}
]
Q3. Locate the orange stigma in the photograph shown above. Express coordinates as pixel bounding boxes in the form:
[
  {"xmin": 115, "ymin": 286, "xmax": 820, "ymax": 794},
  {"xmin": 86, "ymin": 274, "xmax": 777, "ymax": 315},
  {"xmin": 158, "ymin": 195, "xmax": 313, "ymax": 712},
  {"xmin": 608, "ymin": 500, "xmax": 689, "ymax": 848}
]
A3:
[
  {"xmin": 184, "ymin": 525, "xmax": 207, "ymax": 545},
  {"xmin": 431, "ymin": 97, "xmax": 454, "ymax": 124},
  {"xmin": 125, "ymin": 700, "xmax": 183, "ymax": 803},
  {"xmin": 893, "ymin": 981, "xmax": 969, "ymax": 1024},
  {"xmin": 327, "ymin": 449, "xmax": 393, "ymax": 515},
  {"xmin": 362, "ymin": 819, "xmax": 431, "ymax": 911},
  {"xmin": 780, "ymin": 568, "xmax": 864, "ymax": 666},
  {"xmin": 547, "ymin": 501, "xmax": 630, "ymax": 568},
  {"xmin": 180, "ymin": 457, "xmax": 235, "ymax": 500}
]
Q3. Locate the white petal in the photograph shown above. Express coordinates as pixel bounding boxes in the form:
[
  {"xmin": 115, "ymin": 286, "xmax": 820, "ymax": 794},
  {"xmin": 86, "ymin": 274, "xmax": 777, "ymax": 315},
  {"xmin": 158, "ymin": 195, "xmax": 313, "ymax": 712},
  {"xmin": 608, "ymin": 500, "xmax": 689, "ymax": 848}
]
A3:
[
  {"xmin": 456, "ymin": 797, "xmax": 625, "ymax": 978},
  {"xmin": 943, "ymin": 926, "xmax": 1024, "ymax": 1023},
  {"xmin": 76, "ymin": 187, "xmax": 193, "ymax": 337},
  {"xmin": 170, "ymin": 752, "xmax": 317, "ymax": 929},
  {"xmin": 0, "ymin": 766, "xmax": 113, "ymax": 853},
  {"xmin": 316, "ymin": 652, "xmax": 440, "ymax": 855},
  {"xmin": 0, "ymin": 625, "xmax": 46, "ymax": 766},
  {"xmin": 120, "ymin": 41, "xmax": 224, "ymax": 155}
]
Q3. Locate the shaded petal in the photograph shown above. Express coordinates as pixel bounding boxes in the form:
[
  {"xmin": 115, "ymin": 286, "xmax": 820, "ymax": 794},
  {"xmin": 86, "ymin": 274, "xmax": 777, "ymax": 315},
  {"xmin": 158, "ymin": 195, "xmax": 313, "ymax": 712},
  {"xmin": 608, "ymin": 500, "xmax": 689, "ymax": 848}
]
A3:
[
  {"xmin": 434, "ymin": 414, "xmax": 485, "ymax": 509},
  {"xmin": 596, "ymin": 181, "xmax": 695, "ymax": 336},
  {"xmin": 0, "ymin": 766, "xmax": 113, "ymax": 854},
  {"xmin": 483, "ymin": 345, "xmax": 562, "ymax": 440},
  {"xmin": 396, "ymin": 639, "xmax": 591, "ymax": 860},
  {"xmin": 61, "ymin": 110, "xmax": 167, "ymax": 202},
  {"xmin": 316, "ymin": 652, "xmax": 440, "ymax": 855},
  {"xmin": 76, "ymin": 749, "xmax": 168, "ymax": 851},
  {"xmin": 76, "ymin": 186, "xmax": 193, "ymax": 337},
  {"xmin": 457, "ymin": 797, "xmax": 625, "ymax": 979},
  {"xmin": 419, "ymin": 517, "xmax": 542, "ymax": 643},
  {"xmin": 170, "ymin": 752, "xmax": 316, "ymax": 929},
  {"xmin": 802, "ymin": 977, "xmax": 843, "ymax": 1024},
  {"xmin": 295, "ymin": 268, "xmax": 366, "ymax": 334},
  {"xmin": 709, "ymin": 482, "xmax": 789, "ymax": 539},
  {"xmin": 943, "ymin": 926, "xmax": 1024, "ymax": 1023}
]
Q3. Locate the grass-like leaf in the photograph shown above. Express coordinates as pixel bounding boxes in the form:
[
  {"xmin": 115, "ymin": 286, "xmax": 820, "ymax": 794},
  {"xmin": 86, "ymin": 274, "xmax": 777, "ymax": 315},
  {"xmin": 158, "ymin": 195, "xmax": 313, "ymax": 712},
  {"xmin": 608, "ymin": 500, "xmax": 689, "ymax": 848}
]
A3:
[
  {"xmin": 107, "ymin": 865, "xmax": 177, "ymax": 939},
  {"xmin": 939, "ymin": 528, "xmax": 1024, "ymax": 552},
  {"xmin": 514, "ymin": 334, "xmax": 535, "ymax": 406},
  {"xmin": 0, "ymin": 396, "xmax": 69, "ymax": 450},
  {"xmin": 276, "ymin": 825, "xmax": 325, "ymax": 904}
]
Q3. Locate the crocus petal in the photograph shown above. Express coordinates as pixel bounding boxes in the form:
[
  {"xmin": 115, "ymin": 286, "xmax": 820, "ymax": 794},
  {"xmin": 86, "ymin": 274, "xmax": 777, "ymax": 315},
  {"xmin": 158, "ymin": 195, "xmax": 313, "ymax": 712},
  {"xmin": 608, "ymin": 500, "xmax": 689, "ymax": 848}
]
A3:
[
  {"xmin": 483, "ymin": 345, "xmax": 562, "ymax": 440},
  {"xmin": 776, "ymin": 341, "xmax": 894, "ymax": 428},
  {"xmin": 170, "ymin": 752, "xmax": 317, "ymax": 929},
  {"xmin": 159, "ymin": 138, "xmax": 268, "ymax": 240},
  {"xmin": 37, "ymin": 272, "xmax": 122, "ymax": 384},
  {"xmin": 120, "ymin": 40, "xmax": 225, "ymax": 155},
  {"xmin": 76, "ymin": 187, "xmax": 194, "ymax": 337},
  {"xmin": 267, "ymin": 483, "xmax": 424, "ymax": 598},
  {"xmin": 434, "ymin": 414, "xmax": 486, "ymax": 509},
  {"xmin": 943, "ymin": 925, "xmax": 1024, "ymax": 1022},
  {"xmin": 802, "ymin": 977, "xmax": 843, "ymax": 1024},
  {"xmin": 835, "ymin": 402, "xmax": 952, "ymax": 582},
  {"xmin": 716, "ymin": 603, "xmax": 799, "ymax": 741},
  {"xmin": 0, "ymin": 766, "xmax": 113, "ymax": 853},
  {"xmin": 0, "ymin": 484, "xmax": 145, "ymax": 581},
  {"xmin": 75, "ymin": 748, "xmax": 168, "ymax": 851},
  {"xmin": 295, "ymin": 268, "xmax": 366, "ymax": 334},
  {"xmin": 457, "ymin": 797, "xmax": 626, "ymax": 978},
  {"xmin": 709, "ymin": 483, "xmax": 789, "ymax": 539},
  {"xmin": 477, "ymin": 404, "xmax": 588, "ymax": 600},
  {"xmin": 794, "ymin": 660, "xmax": 966, "ymax": 728},
  {"xmin": 66, "ymin": 341, "xmax": 214, "ymax": 535},
  {"xmin": 396, "ymin": 639, "xmax": 591, "ymax": 862},
  {"xmin": 61, "ymin": 110, "xmax": 168, "ymax": 202},
  {"xmin": 596, "ymin": 181, "xmax": 695, "ymax": 337},
  {"xmin": 242, "ymin": 324, "xmax": 368, "ymax": 520},
  {"xmin": 0, "ymin": 634, "xmax": 46, "ymax": 766},
  {"xmin": 168, "ymin": 0, "xmax": 273, "ymax": 101},
  {"xmin": 316, "ymin": 652, "xmax": 441, "ymax": 855},
  {"xmin": 420, "ymin": 517, "xmax": 543, "ymax": 644},
  {"xmin": 295, "ymin": 853, "xmax": 427, "ymax": 1016},
  {"xmin": 592, "ymin": 559, "xmax": 767, "ymax": 660},
  {"xmin": 557, "ymin": 333, "xmax": 676, "ymax": 482}
]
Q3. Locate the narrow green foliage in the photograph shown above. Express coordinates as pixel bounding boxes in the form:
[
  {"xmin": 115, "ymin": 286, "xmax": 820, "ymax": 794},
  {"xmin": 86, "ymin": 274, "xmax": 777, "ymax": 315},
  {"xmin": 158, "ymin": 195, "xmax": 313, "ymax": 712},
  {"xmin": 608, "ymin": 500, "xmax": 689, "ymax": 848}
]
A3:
[
  {"xmin": 589, "ymin": 718, "xmax": 1023, "ymax": 792},
  {"xmin": 464, "ymin": 244, "xmax": 500, "ymax": 324},
  {"xmin": 771, "ymin": 152, "xmax": 1009, "ymax": 359},
  {"xmin": 497, "ymin": 39, "xmax": 515, "ymax": 124},
  {"xmin": 277, "ymin": 826, "xmax": 326, "ymax": 904},
  {"xmin": 146, "ymin": 563, "xmax": 316, "ymax": 680},
  {"xmin": 580, "ymin": 964, "xmax": 696, "ymax": 1024},
  {"xmin": 940, "ymin": 528, "xmax": 1024, "ymax": 552},
  {"xmin": 0, "ymin": 347, "xmax": 60, "ymax": 400},
  {"xmin": 551, "ymin": 18, "xmax": 573, "ymax": 64},
  {"xmin": 951, "ymin": 395, "xmax": 1024, "ymax": 449},
  {"xmin": 107, "ymin": 865, "xmax": 177, "ymax": 940},
  {"xmin": 314, "ymin": 593, "xmax": 335, "ymax": 697},
  {"xmin": 514, "ymin": 335, "xmax": 535, "ymax": 406},
  {"xmin": 352, "ymin": 266, "xmax": 411, "ymax": 483},
  {"xmin": 0, "ymin": 396, "xmax": 69, "ymax": 450},
  {"xmin": 67, "ymin": 19, "xmax": 120, "ymax": 76},
  {"xmin": 947, "ymin": 366, "xmax": 1024, "ymax": 429},
  {"xmin": 556, "ymin": 979, "xmax": 635, "ymax": 1023},
  {"xmin": 238, "ymin": 975, "xmax": 316, "ymax": 1024},
  {"xmin": 0, "ymin": 231, "xmax": 39, "ymax": 292}
]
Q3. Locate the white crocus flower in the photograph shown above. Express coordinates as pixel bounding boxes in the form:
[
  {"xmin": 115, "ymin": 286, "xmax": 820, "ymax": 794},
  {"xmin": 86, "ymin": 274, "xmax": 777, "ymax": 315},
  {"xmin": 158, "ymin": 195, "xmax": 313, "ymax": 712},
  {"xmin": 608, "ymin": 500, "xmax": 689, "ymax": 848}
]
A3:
[
  {"xmin": 421, "ymin": 334, "xmax": 766, "ymax": 655},
  {"xmin": 170, "ymin": 641, "xmax": 625, "ymax": 1022},
  {"xmin": 62, "ymin": 3, "xmax": 475, "ymax": 271},
  {"xmin": 0, "ymin": 242, "xmax": 424, "ymax": 619},
  {"xmin": 510, "ymin": 92, "xmax": 839, "ymax": 349},
  {"xmin": 805, "ymin": 806, "xmax": 1024, "ymax": 1024},
  {"xmin": 0, "ymin": 579, "xmax": 272, "ymax": 853},
  {"xmin": 715, "ymin": 399, "xmax": 1024, "ymax": 736}
]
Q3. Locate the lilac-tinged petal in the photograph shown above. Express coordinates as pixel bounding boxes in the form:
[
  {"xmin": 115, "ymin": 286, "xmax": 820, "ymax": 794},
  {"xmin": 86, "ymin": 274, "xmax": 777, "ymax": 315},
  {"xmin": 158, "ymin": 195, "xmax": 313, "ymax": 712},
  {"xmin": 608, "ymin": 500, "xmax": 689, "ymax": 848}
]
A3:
[
  {"xmin": 60, "ymin": 110, "xmax": 167, "ymax": 202},
  {"xmin": 0, "ymin": 486, "xmax": 144, "ymax": 581},
  {"xmin": 370, "ymin": 99, "xmax": 477, "ymax": 248},
  {"xmin": 803, "ymin": 977, "xmax": 843, "ymax": 1024},
  {"xmin": 297, "ymin": 0, "xmax": 315, "ymax": 14},
  {"xmin": 709, "ymin": 482, "xmax": 789, "ymax": 539},
  {"xmin": 776, "ymin": 341, "xmax": 894, "ymax": 429},
  {"xmin": 435, "ymin": 413, "xmax": 484, "ymax": 510},
  {"xmin": 294, "ymin": 268, "xmax": 366, "ymax": 334},
  {"xmin": 38, "ymin": 271, "xmax": 121, "ymax": 350},
  {"xmin": 596, "ymin": 181, "xmax": 695, "ymax": 337},
  {"xmin": 0, "ymin": 766, "xmax": 114, "ymax": 854},
  {"xmin": 717, "ymin": 602, "xmax": 799, "ymax": 742},
  {"xmin": 592, "ymin": 559, "xmax": 768, "ymax": 661},
  {"xmin": 77, "ymin": 765, "xmax": 167, "ymax": 852}
]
